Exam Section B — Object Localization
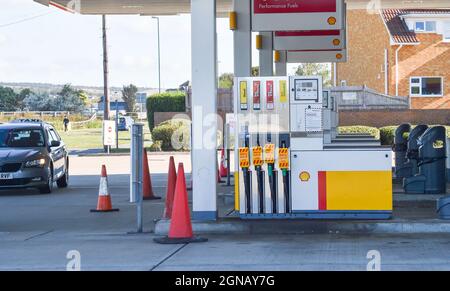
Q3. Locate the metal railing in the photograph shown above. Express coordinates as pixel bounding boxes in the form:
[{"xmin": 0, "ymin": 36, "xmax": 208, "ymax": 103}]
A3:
[
  {"xmin": 331, "ymin": 86, "xmax": 410, "ymax": 110},
  {"xmin": 0, "ymin": 111, "xmax": 72, "ymax": 117}
]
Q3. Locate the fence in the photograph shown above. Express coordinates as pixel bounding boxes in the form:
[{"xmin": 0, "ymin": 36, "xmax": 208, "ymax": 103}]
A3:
[
  {"xmin": 332, "ymin": 86, "xmax": 410, "ymax": 110},
  {"xmin": 0, "ymin": 111, "xmax": 72, "ymax": 118}
]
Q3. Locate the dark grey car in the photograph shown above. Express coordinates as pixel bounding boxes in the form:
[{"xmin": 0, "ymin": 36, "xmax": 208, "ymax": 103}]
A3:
[{"xmin": 0, "ymin": 119, "xmax": 69, "ymax": 194}]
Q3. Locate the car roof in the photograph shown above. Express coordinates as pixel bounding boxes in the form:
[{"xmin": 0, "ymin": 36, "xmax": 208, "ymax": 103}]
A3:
[{"xmin": 0, "ymin": 121, "xmax": 50, "ymax": 130}]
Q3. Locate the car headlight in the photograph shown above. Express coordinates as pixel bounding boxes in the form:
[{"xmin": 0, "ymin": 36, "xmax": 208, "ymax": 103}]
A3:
[{"xmin": 24, "ymin": 158, "xmax": 46, "ymax": 168}]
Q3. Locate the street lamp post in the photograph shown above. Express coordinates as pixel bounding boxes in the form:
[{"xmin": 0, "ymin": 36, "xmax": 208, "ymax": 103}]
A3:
[{"xmin": 152, "ymin": 16, "xmax": 161, "ymax": 94}]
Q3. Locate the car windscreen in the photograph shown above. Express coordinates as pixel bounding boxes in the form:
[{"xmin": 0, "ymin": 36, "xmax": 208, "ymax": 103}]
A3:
[{"xmin": 0, "ymin": 128, "xmax": 45, "ymax": 148}]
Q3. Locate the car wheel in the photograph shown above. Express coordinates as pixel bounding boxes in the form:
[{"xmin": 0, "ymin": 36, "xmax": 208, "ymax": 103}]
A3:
[
  {"xmin": 57, "ymin": 164, "xmax": 69, "ymax": 188},
  {"xmin": 39, "ymin": 167, "xmax": 53, "ymax": 194}
]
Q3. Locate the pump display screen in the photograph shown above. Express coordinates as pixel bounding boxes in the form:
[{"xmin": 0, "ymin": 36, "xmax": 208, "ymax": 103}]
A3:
[{"xmin": 294, "ymin": 79, "xmax": 319, "ymax": 102}]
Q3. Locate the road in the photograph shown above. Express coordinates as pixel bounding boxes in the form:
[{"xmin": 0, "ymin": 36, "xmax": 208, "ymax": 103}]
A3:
[{"xmin": 0, "ymin": 154, "xmax": 450, "ymax": 271}]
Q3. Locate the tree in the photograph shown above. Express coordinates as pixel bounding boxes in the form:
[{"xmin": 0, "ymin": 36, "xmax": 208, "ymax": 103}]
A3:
[
  {"xmin": 54, "ymin": 84, "xmax": 86, "ymax": 112},
  {"xmin": 17, "ymin": 88, "xmax": 33, "ymax": 110},
  {"xmin": 122, "ymin": 84, "xmax": 138, "ymax": 113},
  {"xmin": 219, "ymin": 73, "xmax": 234, "ymax": 89},
  {"xmin": 23, "ymin": 93, "xmax": 55, "ymax": 111},
  {"xmin": 294, "ymin": 63, "xmax": 332, "ymax": 87},
  {"xmin": 251, "ymin": 66, "xmax": 259, "ymax": 77},
  {"xmin": 0, "ymin": 86, "xmax": 19, "ymax": 111}
]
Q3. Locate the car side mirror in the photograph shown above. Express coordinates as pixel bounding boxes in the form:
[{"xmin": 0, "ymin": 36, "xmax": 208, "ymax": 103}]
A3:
[{"xmin": 51, "ymin": 140, "xmax": 61, "ymax": 147}]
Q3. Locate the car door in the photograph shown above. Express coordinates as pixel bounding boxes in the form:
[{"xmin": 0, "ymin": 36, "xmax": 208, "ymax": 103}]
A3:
[
  {"xmin": 51, "ymin": 128, "xmax": 67, "ymax": 173},
  {"xmin": 47, "ymin": 128, "xmax": 64, "ymax": 178}
]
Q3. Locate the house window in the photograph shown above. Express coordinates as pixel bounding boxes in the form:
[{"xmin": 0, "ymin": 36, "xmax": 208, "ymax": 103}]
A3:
[
  {"xmin": 414, "ymin": 21, "xmax": 436, "ymax": 32},
  {"xmin": 410, "ymin": 77, "xmax": 443, "ymax": 97},
  {"xmin": 444, "ymin": 22, "xmax": 450, "ymax": 42}
]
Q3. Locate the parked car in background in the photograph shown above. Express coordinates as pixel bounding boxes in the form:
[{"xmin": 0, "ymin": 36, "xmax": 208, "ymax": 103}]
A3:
[
  {"xmin": 0, "ymin": 119, "xmax": 69, "ymax": 194},
  {"xmin": 118, "ymin": 116, "xmax": 134, "ymax": 131}
]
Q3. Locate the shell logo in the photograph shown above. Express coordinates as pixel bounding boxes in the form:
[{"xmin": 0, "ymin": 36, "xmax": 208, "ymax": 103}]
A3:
[
  {"xmin": 299, "ymin": 171, "xmax": 311, "ymax": 182},
  {"xmin": 327, "ymin": 17, "xmax": 337, "ymax": 25}
]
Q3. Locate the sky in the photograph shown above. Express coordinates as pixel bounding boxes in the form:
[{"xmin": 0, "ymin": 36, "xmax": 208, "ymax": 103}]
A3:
[{"xmin": 0, "ymin": 0, "xmax": 270, "ymax": 89}]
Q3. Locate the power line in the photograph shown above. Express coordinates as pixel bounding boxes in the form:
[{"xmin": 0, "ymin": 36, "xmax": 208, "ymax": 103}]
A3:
[{"xmin": 0, "ymin": 12, "xmax": 53, "ymax": 29}]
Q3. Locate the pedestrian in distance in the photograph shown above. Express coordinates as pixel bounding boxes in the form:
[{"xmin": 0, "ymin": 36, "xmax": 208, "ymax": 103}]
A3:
[{"xmin": 63, "ymin": 115, "xmax": 70, "ymax": 132}]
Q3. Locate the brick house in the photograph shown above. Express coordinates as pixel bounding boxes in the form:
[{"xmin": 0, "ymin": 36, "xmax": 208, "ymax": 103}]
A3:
[{"xmin": 334, "ymin": 9, "xmax": 450, "ymax": 109}]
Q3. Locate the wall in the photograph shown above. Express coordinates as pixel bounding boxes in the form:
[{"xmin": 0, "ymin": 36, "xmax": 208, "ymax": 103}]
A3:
[
  {"xmin": 340, "ymin": 109, "xmax": 450, "ymax": 127},
  {"xmin": 395, "ymin": 33, "xmax": 450, "ymax": 109},
  {"xmin": 336, "ymin": 10, "xmax": 450, "ymax": 109},
  {"xmin": 334, "ymin": 10, "xmax": 391, "ymax": 94}
]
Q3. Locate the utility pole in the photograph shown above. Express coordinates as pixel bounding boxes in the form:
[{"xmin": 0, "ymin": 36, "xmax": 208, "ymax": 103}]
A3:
[
  {"xmin": 152, "ymin": 16, "xmax": 161, "ymax": 94},
  {"xmin": 102, "ymin": 15, "xmax": 110, "ymax": 121}
]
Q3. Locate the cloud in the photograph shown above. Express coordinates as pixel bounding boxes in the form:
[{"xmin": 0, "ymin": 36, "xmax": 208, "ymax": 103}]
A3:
[{"xmin": 0, "ymin": 34, "xmax": 6, "ymax": 45}]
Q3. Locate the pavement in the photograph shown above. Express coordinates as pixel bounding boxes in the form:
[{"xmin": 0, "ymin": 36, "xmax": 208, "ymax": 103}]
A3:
[{"xmin": 1, "ymin": 153, "xmax": 450, "ymax": 271}]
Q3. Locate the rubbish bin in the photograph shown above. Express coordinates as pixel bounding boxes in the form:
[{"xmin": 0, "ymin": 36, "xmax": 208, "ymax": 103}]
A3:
[
  {"xmin": 394, "ymin": 123, "xmax": 411, "ymax": 179},
  {"xmin": 403, "ymin": 124, "xmax": 429, "ymax": 177},
  {"xmin": 404, "ymin": 126, "xmax": 447, "ymax": 194},
  {"xmin": 447, "ymin": 137, "xmax": 450, "ymax": 182},
  {"xmin": 437, "ymin": 196, "xmax": 450, "ymax": 219}
]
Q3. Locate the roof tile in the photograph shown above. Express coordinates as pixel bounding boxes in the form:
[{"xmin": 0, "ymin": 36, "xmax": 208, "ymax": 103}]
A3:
[{"xmin": 381, "ymin": 9, "xmax": 450, "ymax": 44}]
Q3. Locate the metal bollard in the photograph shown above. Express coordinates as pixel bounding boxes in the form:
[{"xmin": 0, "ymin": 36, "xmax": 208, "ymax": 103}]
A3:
[{"xmin": 130, "ymin": 123, "xmax": 144, "ymax": 233}]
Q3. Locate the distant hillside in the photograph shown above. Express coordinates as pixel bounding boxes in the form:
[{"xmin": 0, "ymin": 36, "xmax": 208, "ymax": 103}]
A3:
[{"xmin": 0, "ymin": 82, "xmax": 160, "ymax": 100}]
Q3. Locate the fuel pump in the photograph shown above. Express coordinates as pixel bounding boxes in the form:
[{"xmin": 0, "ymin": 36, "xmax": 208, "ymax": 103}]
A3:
[{"xmin": 235, "ymin": 75, "xmax": 393, "ymax": 220}]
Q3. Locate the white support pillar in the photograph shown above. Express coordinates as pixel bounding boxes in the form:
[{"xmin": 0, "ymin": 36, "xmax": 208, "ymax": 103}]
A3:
[
  {"xmin": 259, "ymin": 32, "xmax": 274, "ymax": 76},
  {"xmin": 233, "ymin": 0, "xmax": 252, "ymax": 77},
  {"xmin": 191, "ymin": 0, "xmax": 217, "ymax": 221},
  {"xmin": 275, "ymin": 51, "xmax": 287, "ymax": 76}
]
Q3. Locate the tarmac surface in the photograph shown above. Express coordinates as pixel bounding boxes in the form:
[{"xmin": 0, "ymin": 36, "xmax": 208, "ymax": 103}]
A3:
[{"xmin": 1, "ymin": 153, "xmax": 450, "ymax": 271}]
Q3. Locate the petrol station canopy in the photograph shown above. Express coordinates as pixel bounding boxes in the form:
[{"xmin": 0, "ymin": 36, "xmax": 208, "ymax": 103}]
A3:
[{"xmin": 34, "ymin": 0, "xmax": 450, "ymax": 15}]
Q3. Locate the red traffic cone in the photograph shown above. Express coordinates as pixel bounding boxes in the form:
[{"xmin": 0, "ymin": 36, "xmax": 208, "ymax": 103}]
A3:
[
  {"xmin": 219, "ymin": 149, "xmax": 228, "ymax": 178},
  {"xmin": 154, "ymin": 163, "xmax": 207, "ymax": 244},
  {"xmin": 143, "ymin": 149, "xmax": 161, "ymax": 200},
  {"xmin": 217, "ymin": 158, "xmax": 224, "ymax": 184},
  {"xmin": 90, "ymin": 165, "xmax": 119, "ymax": 212},
  {"xmin": 163, "ymin": 156, "xmax": 177, "ymax": 219}
]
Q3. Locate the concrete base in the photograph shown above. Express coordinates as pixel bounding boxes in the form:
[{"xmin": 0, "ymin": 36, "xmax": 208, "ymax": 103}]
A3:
[{"xmin": 155, "ymin": 217, "xmax": 450, "ymax": 235}]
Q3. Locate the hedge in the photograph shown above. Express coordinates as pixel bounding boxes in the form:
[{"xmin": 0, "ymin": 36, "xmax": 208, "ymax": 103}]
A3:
[
  {"xmin": 146, "ymin": 91, "xmax": 186, "ymax": 130},
  {"xmin": 152, "ymin": 119, "xmax": 191, "ymax": 151},
  {"xmin": 338, "ymin": 126, "xmax": 380, "ymax": 140},
  {"xmin": 339, "ymin": 125, "xmax": 449, "ymax": 146}
]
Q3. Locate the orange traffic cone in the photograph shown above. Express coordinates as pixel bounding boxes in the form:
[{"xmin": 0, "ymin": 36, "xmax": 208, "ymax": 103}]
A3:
[
  {"xmin": 163, "ymin": 156, "xmax": 177, "ymax": 219},
  {"xmin": 219, "ymin": 148, "xmax": 228, "ymax": 178},
  {"xmin": 143, "ymin": 149, "xmax": 161, "ymax": 200},
  {"xmin": 90, "ymin": 165, "xmax": 119, "ymax": 212},
  {"xmin": 154, "ymin": 163, "xmax": 207, "ymax": 244}
]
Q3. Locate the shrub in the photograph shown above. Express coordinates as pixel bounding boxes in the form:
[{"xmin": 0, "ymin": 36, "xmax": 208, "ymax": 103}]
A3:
[
  {"xmin": 379, "ymin": 126, "xmax": 397, "ymax": 146},
  {"xmin": 146, "ymin": 91, "xmax": 186, "ymax": 130},
  {"xmin": 152, "ymin": 119, "xmax": 190, "ymax": 151},
  {"xmin": 338, "ymin": 126, "xmax": 380, "ymax": 140},
  {"xmin": 148, "ymin": 140, "xmax": 162, "ymax": 152}
]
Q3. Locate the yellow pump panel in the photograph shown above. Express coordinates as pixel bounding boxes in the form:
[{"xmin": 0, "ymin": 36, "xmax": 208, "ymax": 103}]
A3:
[{"xmin": 326, "ymin": 171, "xmax": 393, "ymax": 211}]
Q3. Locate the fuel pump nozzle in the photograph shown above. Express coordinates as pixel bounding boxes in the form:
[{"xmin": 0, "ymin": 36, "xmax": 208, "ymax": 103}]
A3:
[
  {"xmin": 243, "ymin": 127, "xmax": 251, "ymax": 214},
  {"xmin": 280, "ymin": 140, "xmax": 291, "ymax": 213},
  {"xmin": 267, "ymin": 134, "xmax": 277, "ymax": 214},
  {"xmin": 256, "ymin": 133, "xmax": 264, "ymax": 214}
]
